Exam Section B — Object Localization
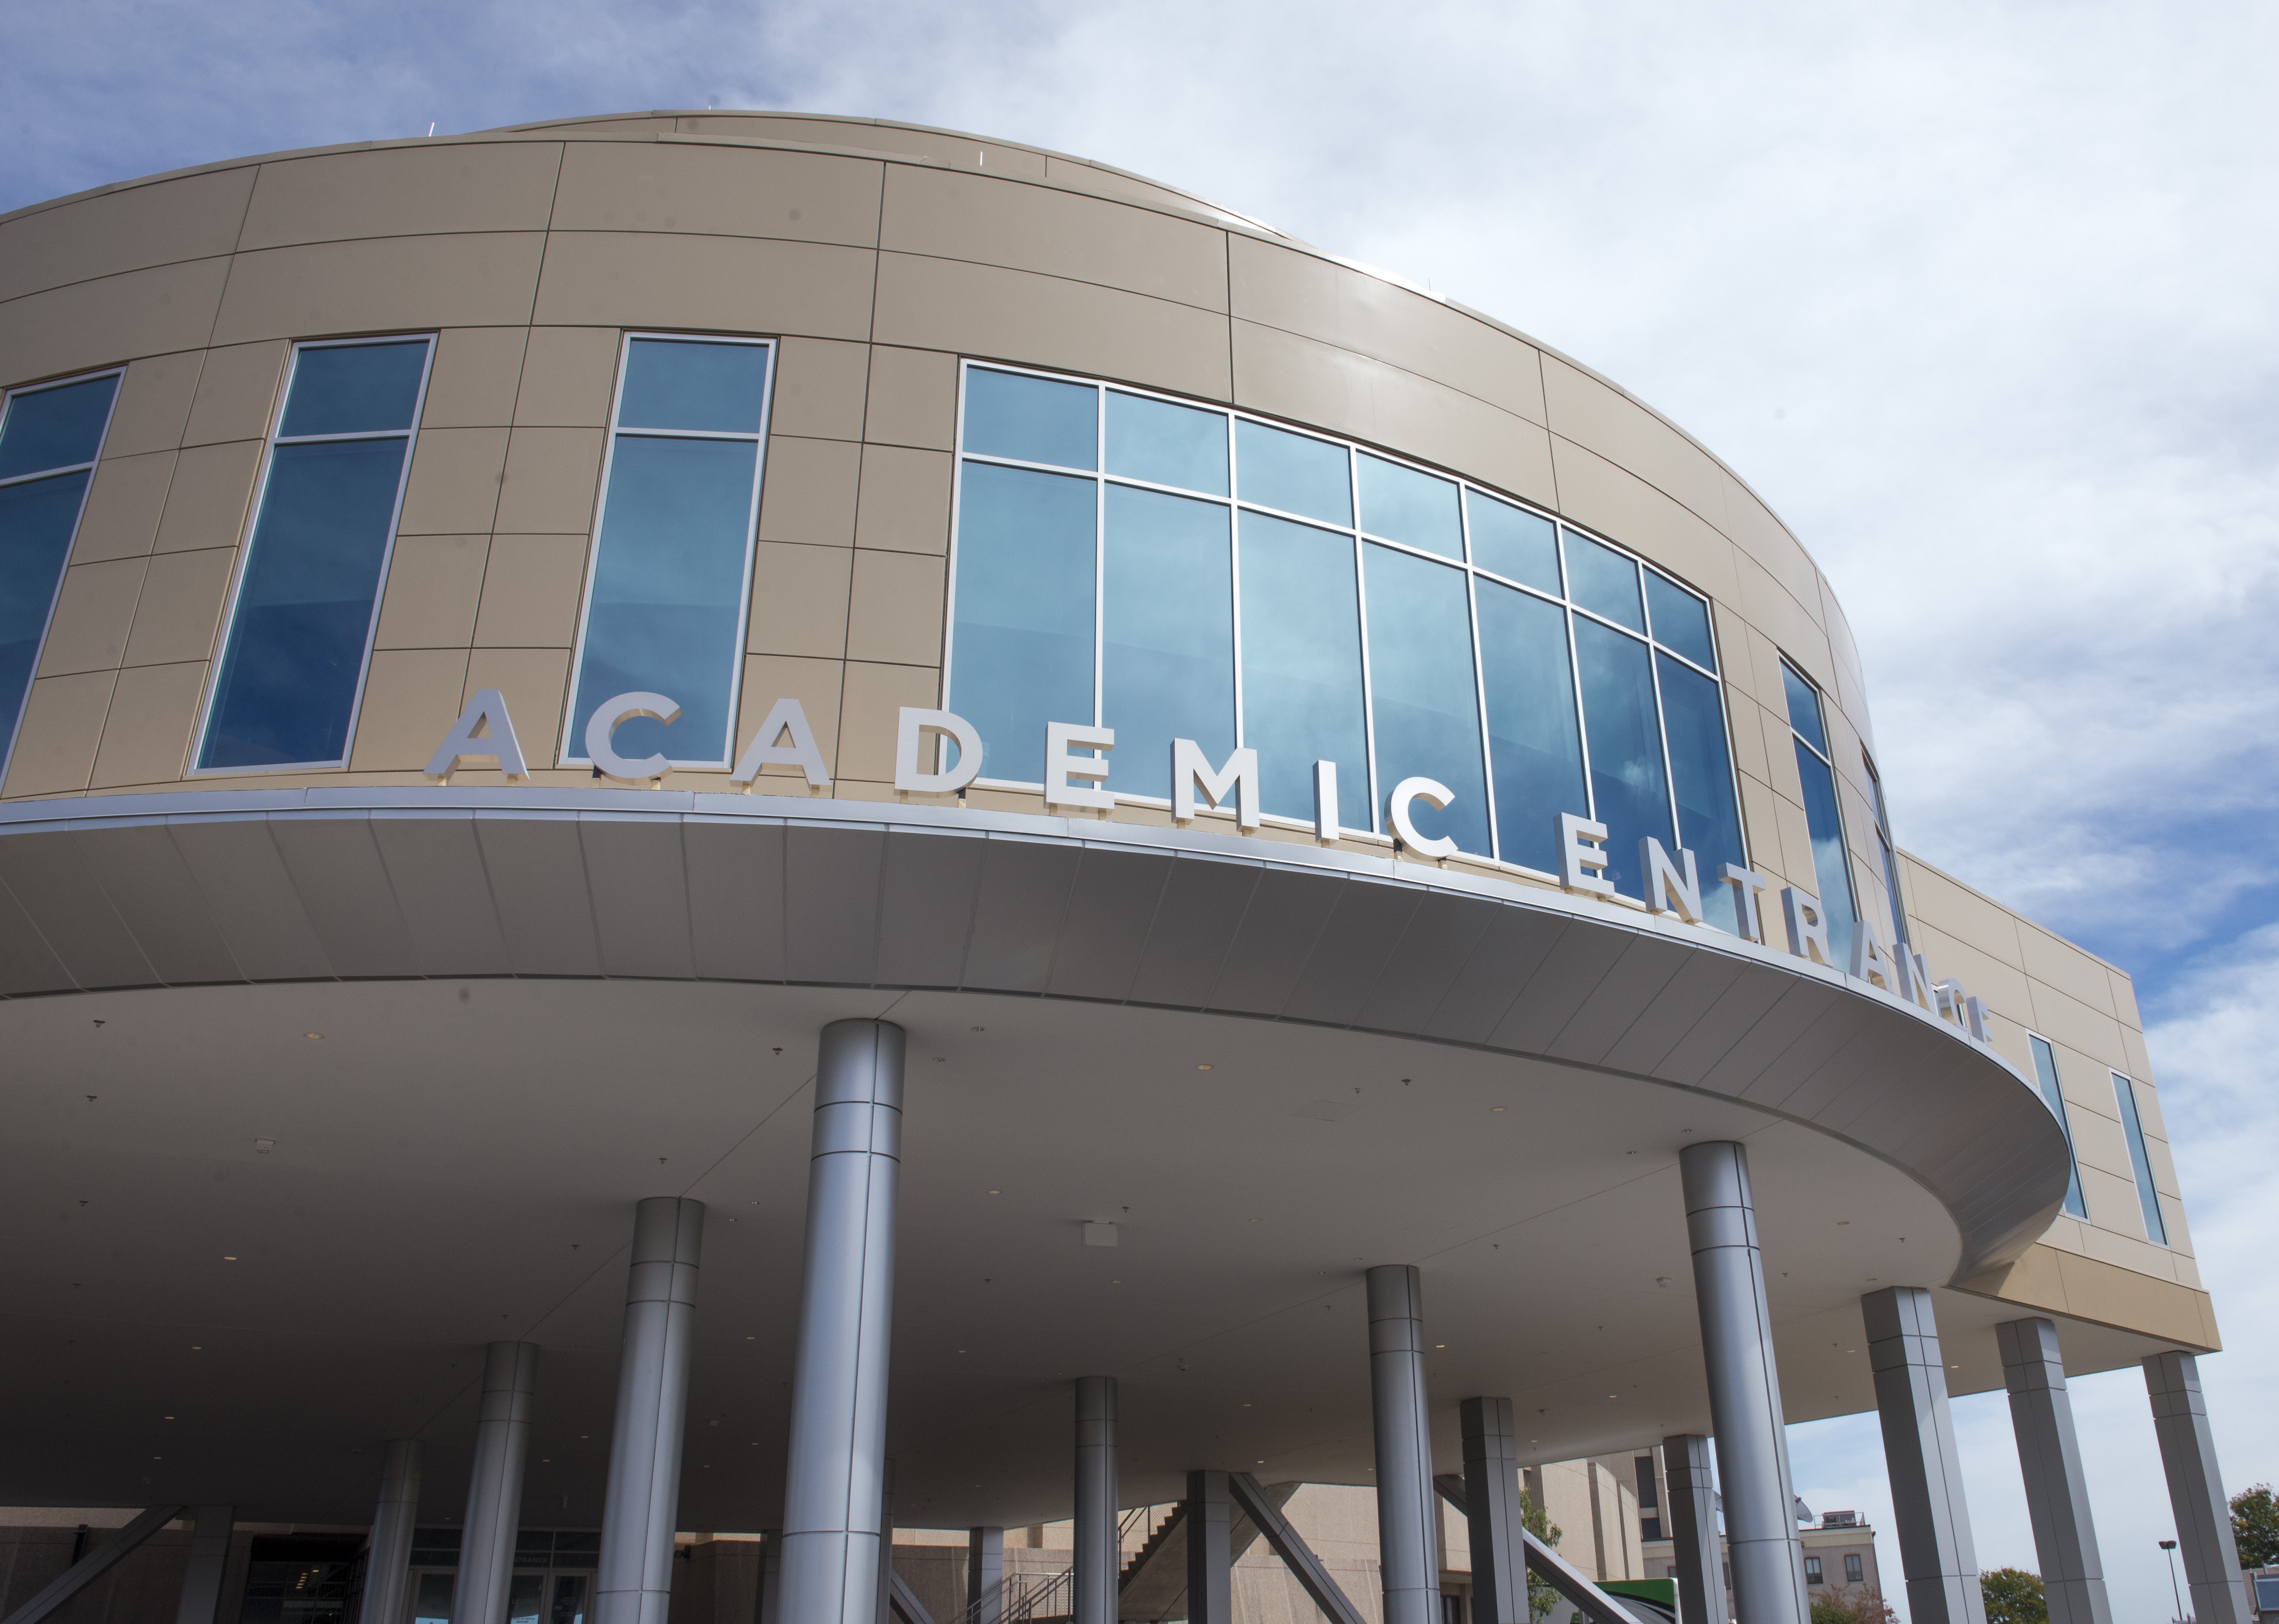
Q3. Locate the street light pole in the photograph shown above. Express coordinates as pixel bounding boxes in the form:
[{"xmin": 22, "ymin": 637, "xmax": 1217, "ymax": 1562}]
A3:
[{"xmin": 2161, "ymin": 1538, "xmax": 2188, "ymax": 1624}]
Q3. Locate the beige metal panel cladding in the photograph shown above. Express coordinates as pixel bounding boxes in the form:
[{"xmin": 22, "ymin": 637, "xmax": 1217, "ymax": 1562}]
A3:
[
  {"xmin": 0, "ymin": 165, "xmax": 256, "ymax": 305},
  {"xmin": 235, "ymin": 142, "xmax": 565, "ymax": 250},
  {"xmin": 549, "ymin": 142, "xmax": 885, "ymax": 246}
]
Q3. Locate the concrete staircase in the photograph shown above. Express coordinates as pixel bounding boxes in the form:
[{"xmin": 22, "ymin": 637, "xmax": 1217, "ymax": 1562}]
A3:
[{"xmin": 1114, "ymin": 1485, "xmax": 1298, "ymax": 1623}]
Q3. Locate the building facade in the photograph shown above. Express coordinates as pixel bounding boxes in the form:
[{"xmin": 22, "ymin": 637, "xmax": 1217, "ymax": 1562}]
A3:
[{"xmin": 0, "ymin": 110, "xmax": 2246, "ymax": 1624}]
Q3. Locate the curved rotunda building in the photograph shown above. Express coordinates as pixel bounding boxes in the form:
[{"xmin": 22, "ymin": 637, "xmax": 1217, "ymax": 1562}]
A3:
[{"xmin": 0, "ymin": 112, "xmax": 2242, "ymax": 1624}]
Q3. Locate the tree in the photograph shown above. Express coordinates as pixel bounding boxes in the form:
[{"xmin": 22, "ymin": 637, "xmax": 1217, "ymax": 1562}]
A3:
[
  {"xmin": 2234, "ymin": 1483, "xmax": 2279, "ymax": 1569},
  {"xmin": 1982, "ymin": 1567, "xmax": 2049, "ymax": 1624},
  {"xmin": 1521, "ymin": 1490, "xmax": 1565, "ymax": 1622},
  {"xmin": 1814, "ymin": 1587, "xmax": 1897, "ymax": 1624}
]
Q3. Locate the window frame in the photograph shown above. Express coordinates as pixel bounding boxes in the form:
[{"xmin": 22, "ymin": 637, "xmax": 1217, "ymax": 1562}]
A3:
[
  {"xmin": 189, "ymin": 334, "xmax": 436, "ymax": 776},
  {"xmin": 0, "ymin": 366, "xmax": 126, "ymax": 786},
  {"xmin": 945, "ymin": 359, "xmax": 1748, "ymax": 885},
  {"xmin": 2024, "ymin": 1031, "xmax": 2090, "ymax": 1220},
  {"xmin": 1778, "ymin": 657, "xmax": 1861, "ymax": 920},
  {"xmin": 2111, "ymin": 1070, "xmax": 2170, "ymax": 1246},
  {"xmin": 1863, "ymin": 750, "xmax": 1907, "ymax": 948},
  {"xmin": 559, "ymin": 330, "xmax": 777, "ymax": 772}
]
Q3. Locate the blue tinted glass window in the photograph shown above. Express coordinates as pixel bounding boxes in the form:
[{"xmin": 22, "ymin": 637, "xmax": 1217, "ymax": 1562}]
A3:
[
  {"xmin": 1645, "ymin": 572, "xmax": 1716, "ymax": 672},
  {"xmin": 1573, "ymin": 617, "xmax": 1671, "ymax": 897},
  {"xmin": 1657, "ymin": 654, "xmax": 1745, "ymax": 934},
  {"xmin": 2028, "ymin": 1036, "xmax": 2088, "ymax": 1219},
  {"xmin": 1357, "ymin": 453, "xmax": 1461, "ymax": 559},
  {"xmin": 0, "ymin": 375, "xmax": 119, "ymax": 481},
  {"xmin": 1364, "ymin": 545, "xmax": 1487, "ymax": 853},
  {"xmin": 1477, "ymin": 580, "xmax": 1585, "ymax": 875},
  {"xmin": 965, "ymin": 369, "xmax": 1096, "ymax": 471},
  {"xmin": 1792, "ymin": 738, "xmax": 1858, "ymax": 962},
  {"xmin": 0, "ymin": 472, "xmax": 93, "ymax": 760},
  {"xmin": 1239, "ymin": 512, "xmax": 1366, "ymax": 827},
  {"xmin": 1102, "ymin": 485, "xmax": 1233, "ymax": 800},
  {"xmin": 1236, "ymin": 420, "xmax": 1351, "ymax": 526},
  {"xmin": 1106, "ymin": 392, "xmax": 1227, "ymax": 495},
  {"xmin": 1565, "ymin": 532, "xmax": 1644, "ymax": 632},
  {"xmin": 202, "ymin": 439, "xmax": 411, "ymax": 767},
  {"xmin": 1467, "ymin": 492, "xmax": 1559, "ymax": 594},
  {"xmin": 2111, "ymin": 1073, "xmax": 2168, "ymax": 1244},
  {"xmin": 569, "ymin": 437, "xmax": 762, "ymax": 766},
  {"xmin": 616, "ymin": 339, "xmax": 770, "ymax": 433},
  {"xmin": 277, "ymin": 342, "xmax": 426, "ymax": 437},
  {"xmin": 1782, "ymin": 663, "xmax": 1829, "ymax": 755},
  {"xmin": 949, "ymin": 463, "xmax": 1096, "ymax": 785}
]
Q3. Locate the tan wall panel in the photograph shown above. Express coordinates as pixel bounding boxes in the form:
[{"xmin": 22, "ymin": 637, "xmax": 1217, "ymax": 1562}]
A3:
[
  {"xmin": 881, "ymin": 166, "xmax": 1228, "ymax": 312},
  {"xmin": 3, "ymin": 671, "xmax": 114, "ymax": 795},
  {"xmin": 1723, "ymin": 685, "xmax": 1772, "ymax": 789},
  {"xmin": 515, "ymin": 328, "xmax": 622, "ymax": 426},
  {"xmin": 475, "ymin": 535, "xmax": 588, "ymax": 648},
  {"xmin": 153, "ymin": 441, "xmax": 262, "ymax": 554},
  {"xmin": 422, "ymin": 328, "xmax": 529, "ymax": 428},
  {"xmin": 837, "ymin": 661, "xmax": 940, "ymax": 782},
  {"xmin": 1230, "ymin": 320, "xmax": 1555, "ymax": 508},
  {"xmin": 1541, "ymin": 357, "xmax": 1732, "ymax": 535},
  {"xmin": 2028, "ymin": 982, "xmax": 2127, "ymax": 1072},
  {"xmin": 72, "ymin": 452, "xmax": 176, "ymax": 564},
  {"xmin": 772, "ymin": 338, "xmax": 869, "ymax": 443},
  {"xmin": 463, "ymin": 647, "xmax": 570, "ymax": 766},
  {"xmin": 89, "ymin": 662, "xmax": 204, "ymax": 789},
  {"xmin": 875, "ymin": 253, "xmax": 1230, "ymax": 403},
  {"xmin": 1908, "ymin": 920, "xmax": 2033, "ymax": 1026},
  {"xmin": 1757, "ymin": 703, "xmax": 1804, "ymax": 804},
  {"xmin": 736, "ymin": 655, "xmax": 844, "ymax": 776},
  {"xmin": 210, "ymin": 233, "xmax": 546, "ymax": 345},
  {"xmin": 182, "ymin": 342, "xmax": 288, "ymax": 446},
  {"xmin": 123, "ymin": 549, "xmax": 234, "ymax": 668},
  {"xmin": 846, "ymin": 551, "xmax": 946, "ymax": 666},
  {"xmin": 864, "ymin": 346, "xmax": 957, "ymax": 450},
  {"xmin": 671, "ymin": 117, "xmax": 1047, "ymax": 180},
  {"xmin": 1736, "ymin": 772, "xmax": 1793, "ymax": 893},
  {"xmin": 495, "ymin": 427, "xmax": 604, "ymax": 535},
  {"xmin": 1717, "ymin": 470, "xmax": 1824, "ymax": 619},
  {"xmin": 398, "ymin": 428, "xmax": 508, "ymax": 535},
  {"xmin": 1730, "ymin": 551, "xmax": 1833, "ymax": 691},
  {"xmin": 1229, "ymin": 236, "xmax": 1546, "ymax": 425},
  {"xmin": 1545, "ymin": 436, "xmax": 1739, "ymax": 604},
  {"xmin": 0, "ymin": 258, "xmax": 232, "ymax": 388},
  {"xmin": 2017, "ymin": 925, "xmax": 2118, "ymax": 1019},
  {"xmin": 854, "ymin": 446, "xmax": 951, "ymax": 555},
  {"xmin": 1771, "ymin": 793, "xmax": 1817, "ymax": 907},
  {"xmin": 748, "ymin": 542, "xmax": 851, "ymax": 659},
  {"xmin": 349, "ymin": 649, "xmax": 472, "ymax": 771},
  {"xmin": 0, "ymin": 167, "xmax": 255, "ymax": 304},
  {"xmin": 550, "ymin": 143, "xmax": 884, "ymax": 247},
  {"xmin": 2109, "ymin": 971, "xmax": 2143, "ymax": 1032},
  {"xmin": 532, "ymin": 233, "xmax": 875, "ymax": 340},
  {"xmin": 237, "ymin": 142, "xmax": 563, "ymax": 251},
  {"xmin": 1897, "ymin": 855, "xmax": 2025, "ymax": 968},
  {"xmin": 103, "ymin": 353, "xmax": 204, "ymax": 458},
  {"xmin": 757, "ymin": 436, "xmax": 861, "ymax": 547},
  {"xmin": 36, "ymin": 560, "xmax": 145, "ymax": 676},
  {"xmin": 374, "ymin": 535, "xmax": 489, "ymax": 649}
]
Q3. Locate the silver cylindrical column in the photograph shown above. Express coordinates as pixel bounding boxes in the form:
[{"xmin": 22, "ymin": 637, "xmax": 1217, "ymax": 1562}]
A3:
[
  {"xmin": 1073, "ymin": 1377, "xmax": 1119, "ymax": 1624},
  {"xmin": 1681, "ymin": 1141, "xmax": 1808, "ymax": 1624},
  {"xmin": 779, "ymin": 1019, "xmax": 906, "ymax": 1624},
  {"xmin": 455, "ymin": 1341, "xmax": 541, "ymax": 1624},
  {"xmin": 1366, "ymin": 1264, "xmax": 1439, "ymax": 1624},
  {"xmin": 597, "ymin": 1198, "xmax": 706, "ymax": 1624},
  {"xmin": 361, "ymin": 1442, "xmax": 421, "ymax": 1624}
]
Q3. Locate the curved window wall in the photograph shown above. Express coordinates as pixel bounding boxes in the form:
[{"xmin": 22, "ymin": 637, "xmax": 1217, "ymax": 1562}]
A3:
[{"xmin": 947, "ymin": 363, "xmax": 1750, "ymax": 926}]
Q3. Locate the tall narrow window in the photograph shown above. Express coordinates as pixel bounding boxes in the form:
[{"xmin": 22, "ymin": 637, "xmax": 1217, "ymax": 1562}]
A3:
[
  {"xmin": 1476, "ymin": 578, "xmax": 1584, "ymax": 876},
  {"xmin": 1865, "ymin": 752, "xmax": 1908, "ymax": 947},
  {"xmin": 199, "ymin": 339, "xmax": 431, "ymax": 770},
  {"xmin": 1363, "ymin": 543, "xmax": 1487, "ymax": 853},
  {"xmin": 1781, "ymin": 661, "xmax": 1859, "ymax": 964},
  {"xmin": 2112, "ymin": 1072, "xmax": 2169, "ymax": 1244},
  {"xmin": 1239, "ymin": 511, "xmax": 1367, "ymax": 828},
  {"xmin": 564, "ymin": 335, "xmax": 773, "ymax": 769},
  {"xmin": 0, "ymin": 370, "xmax": 120, "ymax": 776},
  {"xmin": 2027, "ymin": 1034, "xmax": 2089, "ymax": 1219},
  {"xmin": 1574, "ymin": 613, "xmax": 1671, "ymax": 898}
]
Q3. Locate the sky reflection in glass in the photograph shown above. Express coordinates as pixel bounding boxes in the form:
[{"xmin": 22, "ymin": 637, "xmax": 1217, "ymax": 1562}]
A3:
[
  {"xmin": 1357, "ymin": 453, "xmax": 1460, "ymax": 559},
  {"xmin": 950, "ymin": 463, "xmax": 1096, "ymax": 785},
  {"xmin": 1103, "ymin": 485, "xmax": 1232, "ymax": 799},
  {"xmin": 1364, "ymin": 544, "xmax": 1487, "ymax": 851},
  {"xmin": 1565, "ymin": 532, "xmax": 1645, "ymax": 632},
  {"xmin": 1467, "ymin": 491, "xmax": 1560, "ymax": 595},
  {"xmin": 1574, "ymin": 615, "xmax": 1672, "ymax": 897},
  {"xmin": 1236, "ymin": 419, "xmax": 1350, "ymax": 526},
  {"xmin": 1107, "ymin": 391, "xmax": 1226, "ymax": 495},
  {"xmin": 1658, "ymin": 653, "xmax": 1744, "ymax": 932},
  {"xmin": 1239, "ymin": 512, "xmax": 1366, "ymax": 828},
  {"xmin": 1477, "ymin": 580, "xmax": 1585, "ymax": 876},
  {"xmin": 966, "ymin": 368, "xmax": 1096, "ymax": 470}
]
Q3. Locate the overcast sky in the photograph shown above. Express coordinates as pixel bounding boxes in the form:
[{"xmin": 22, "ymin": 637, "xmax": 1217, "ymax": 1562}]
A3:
[{"xmin": 5, "ymin": 3, "xmax": 2275, "ymax": 1619}]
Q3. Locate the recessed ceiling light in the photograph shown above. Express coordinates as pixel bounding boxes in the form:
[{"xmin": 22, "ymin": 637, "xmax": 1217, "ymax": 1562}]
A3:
[
  {"xmin": 987, "ymin": 1189, "xmax": 1001, "ymax": 1195},
  {"xmin": 304, "ymin": 1033, "xmax": 323, "ymax": 1041},
  {"xmin": 1196, "ymin": 1064, "xmax": 1213, "ymax": 1071},
  {"xmin": 222, "ymin": 1256, "xmax": 237, "ymax": 1262},
  {"xmin": 164, "ymin": 1416, "xmax": 174, "ymax": 1421},
  {"xmin": 1491, "ymin": 1106, "xmax": 1507, "ymax": 1113}
]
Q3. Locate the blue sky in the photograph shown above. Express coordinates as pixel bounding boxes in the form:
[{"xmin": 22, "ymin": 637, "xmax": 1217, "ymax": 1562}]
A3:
[{"xmin": 6, "ymin": 3, "xmax": 2275, "ymax": 1618}]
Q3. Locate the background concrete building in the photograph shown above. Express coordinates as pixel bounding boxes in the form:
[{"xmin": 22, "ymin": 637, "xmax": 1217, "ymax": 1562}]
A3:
[{"xmin": 0, "ymin": 110, "xmax": 2241, "ymax": 1624}]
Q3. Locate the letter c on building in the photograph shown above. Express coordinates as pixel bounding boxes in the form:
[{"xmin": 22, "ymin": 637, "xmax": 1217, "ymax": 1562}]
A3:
[
  {"xmin": 1387, "ymin": 777, "xmax": 1459, "ymax": 859},
  {"xmin": 584, "ymin": 691, "xmax": 680, "ymax": 782}
]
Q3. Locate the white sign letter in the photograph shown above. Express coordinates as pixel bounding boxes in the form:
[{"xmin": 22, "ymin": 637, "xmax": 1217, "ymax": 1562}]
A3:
[
  {"xmin": 1044, "ymin": 721, "xmax": 1114, "ymax": 811},
  {"xmin": 584, "ymin": 692, "xmax": 680, "ymax": 783},
  {"xmin": 1781, "ymin": 886, "xmax": 1833, "ymax": 966},
  {"xmin": 1640, "ymin": 838, "xmax": 1705, "ymax": 923},
  {"xmin": 425, "ymin": 689, "xmax": 527, "ymax": 781},
  {"xmin": 1558, "ymin": 812, "xmax": 1614, "ymax": 897},
  {"xmin": 1314, "ymin": 761, "xmax": 1341, "ymax": 845},
  {"xmin": 1848, "ymin": 919, "xmax": 1896, "ymax": 991},
  {"xmin": 894, "ymin": 708, "xmax": 982, "ymax": 794},
  {"xmin": 1896, "ymin": 948, "xmax": 1937, "ymax": 1010},
  {"xmin": 1720, "ymin": 864, "xmax": 1775, "ymax": 944},
  {"xmin": 728, "ymin": 697, "xmax": 832, "ymax": 788},
  {"xmin": 1173, "ymin": 740, "xmax": 1260, "ymax": 830},
  {"xmin": 1388, "ymin": 778, "xmax": 1459, "ymax": 859}
]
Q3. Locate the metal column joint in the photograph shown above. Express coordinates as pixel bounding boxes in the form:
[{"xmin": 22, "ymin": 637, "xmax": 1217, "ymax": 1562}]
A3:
[
  {"xmin": 2145, "ymin": 1350, "xmax": 2252, "ymax": 1624},
  {"xmin": 1366, "ymin": 1263, "xmax": 1442, "ymax": 1624},
  {"xmin": 1861, "ymin": 1287, "xmax": 1985, "ymax": 1624},
  {"xmin": 1074, "ymin": 1377, "xmax": 1119, "ymax": 1624},
  {"xmin": 597, "ymin": 1197, "xmax": 707, "ymax": 1624},
  {"xmin": 1996, "ymin": 1318, "xmax": 2112, "ymax": 1624}
]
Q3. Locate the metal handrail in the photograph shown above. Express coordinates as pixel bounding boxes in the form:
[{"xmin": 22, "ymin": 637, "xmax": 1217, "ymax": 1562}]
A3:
[{"xmin": 942, "ymin": 1563, "xmax": 1074, "ymax": 1624}]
